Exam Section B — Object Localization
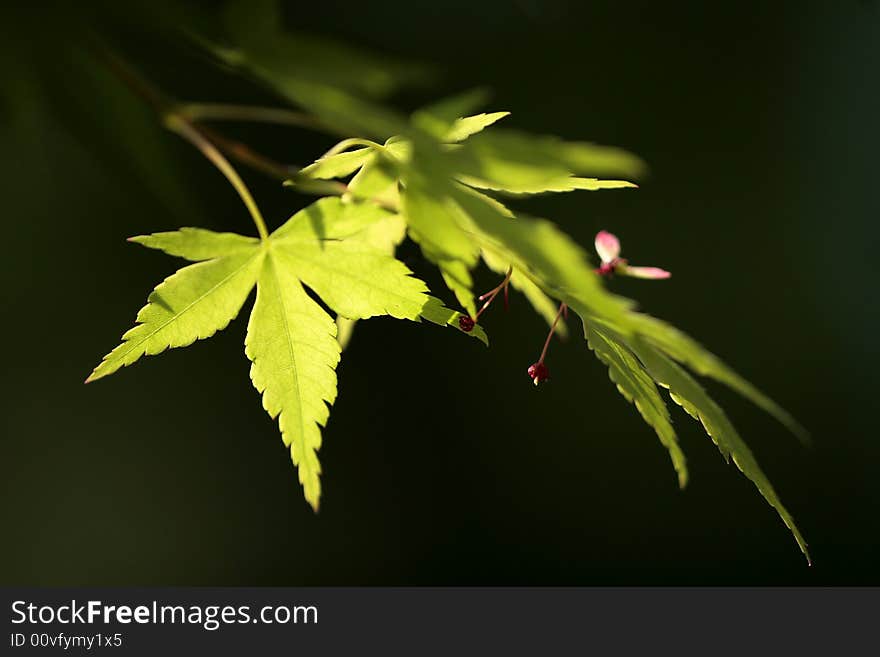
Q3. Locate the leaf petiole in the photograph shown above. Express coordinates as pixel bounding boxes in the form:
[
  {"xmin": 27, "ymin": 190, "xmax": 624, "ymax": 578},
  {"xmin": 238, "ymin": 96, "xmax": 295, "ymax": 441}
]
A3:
[{"xmin": 164, "ymin": 114, "xmax": 270, "ymax": 241}]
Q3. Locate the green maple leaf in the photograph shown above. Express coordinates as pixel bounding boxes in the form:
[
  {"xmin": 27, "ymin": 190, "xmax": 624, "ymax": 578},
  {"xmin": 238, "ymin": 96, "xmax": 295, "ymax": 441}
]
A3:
[
  {"xmin": 580, "ymin": 318, "xmax": 809, "ymax": 562},
  {"xmin": 220, "ymin": 0, "xmax": 427, "ymax": 101},
  {"xmin": 624, "ymin": 332, "xmax": 811, "ymax": 563},
  {"xmin": 294, "ymin": 103, "xmax": 809, "ymax": 560},
  {"xmin": 460, "ymin": 189, "xmax": 808, "ymax": 561},
  {"xmin": 86, "ymin": 246, "xmax": 263, "ymax": 380},
  {"xmin": 245, "ymin": 254, "xmax": 339, "ymax": 509},
  {"xmin": 90, "ymin": 12, "xmax": 810, "ymax": 561},
  {"xmin": 586, "ymin": 322, "xmax": 687, "ymax": 488},
  {"xmin": 88, "ymin": 197, "xmax": 483, "ymax": 510},
  {"xmin": 627, "ymin": 313, "xmax": 808, "ymax": 441},
  {"xmin": 443, "ymin": 112, "xmax": 511, "ymax": 143},
  {"xmin": 294, "ymin": 98, "xmax": 643, "ymax": 322},
  {"xmin": 326, "ymin": 207, "xmax": 407, "ymax": 351},
  {"xmin": 299, "ymin": 147, "xmax": 373, "ymax": 180},
  {"xmin": 449, "ymin": 129, "xmax": 645, "ymax": 193}
]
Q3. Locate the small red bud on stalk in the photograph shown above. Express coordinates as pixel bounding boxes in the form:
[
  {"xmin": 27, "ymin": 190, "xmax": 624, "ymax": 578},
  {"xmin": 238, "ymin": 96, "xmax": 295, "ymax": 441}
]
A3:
[
  {"xmin": 527, "ymin": 361, "xmax": 550, "ymax": 385},
  {"xmin": 528, "ymin": 302, "xmax": 567, "ymax": 387},
  {"xmin": 527, "ymin": 231, "xmax": 669, "ymax": 386},
  {"xmin": 458, "ymin": 267, "xmax": 513, "ymax": 333}
]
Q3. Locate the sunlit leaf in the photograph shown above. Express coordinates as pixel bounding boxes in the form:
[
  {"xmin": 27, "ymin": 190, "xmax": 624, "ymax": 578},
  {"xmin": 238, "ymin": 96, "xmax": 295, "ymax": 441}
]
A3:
[
  {"xmin": 87, "ymin": 248, "xmax": 263, "ymax": 382},
  {"xmin": 418, "ymin": 296, "xmax": 488, "ymax": 346},
  {"xmin": 445, "ymin": 111, "xmax": 510, "ymax": 143},
  {"xmin": 336, "ymin": 315, "xmax": 357, "ymax": 351},
  {"xmin": 458, "ymin": 173, "xmax": 637, "ymax": 195},
  {"xmin": 452, "ymin": 186, "xmax": 635, "ymax": 324},
  {"xmin": 401, "ymin": 178, "xmax": 480, "ymax": 315},
  {"xmin": 347, "ymin": 152, "xmax": 399, "ymax": 203},
  {"xmin": 270, "ymin": 238, "xmax": 429, "ymax": 322},
  {"xmin": 411, "ymin": 88, "xmax": 492, "ymax": 138},
  {"xmin": 630, "ymin": 313, "xmax": 808, "ymax": 442},
  {"xmin": 92, "ymin": 26, "xmax": 808, "ymax": 557},
  {"xmin": 299, "ymin": 147, "xmax": 373, "ymax": 180},
  {"xmin": 450, "ymin": 129, "xmax": 643, "ymax": 194},
  {"xmin": 246, "ymin": 252, "xmax": 340, "ymax": 511},
  {"xmin": 625, "ymin": 334, "xmax": 810, "ymax": 563},
  {"xmin": 128, "ymin": 227, "xmax": 259, "ymax": 261},
  {"xmin": 90, "ymin": 199, "xmax": 483, "ymax": 509},
  {"xmin": 585, "ymin": 322, "xmax": 687, "ymax": 488}
]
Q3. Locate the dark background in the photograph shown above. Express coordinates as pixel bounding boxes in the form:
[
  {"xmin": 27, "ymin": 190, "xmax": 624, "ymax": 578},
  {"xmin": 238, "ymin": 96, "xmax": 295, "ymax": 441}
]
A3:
[{"xmin": 1, "ymin": 1, "xmax": 877, "ymax": 585}]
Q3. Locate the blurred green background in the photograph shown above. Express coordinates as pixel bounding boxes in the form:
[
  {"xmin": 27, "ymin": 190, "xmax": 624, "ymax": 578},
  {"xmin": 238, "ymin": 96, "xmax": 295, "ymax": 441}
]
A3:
[{"xmin": 1, "ymin": 0, "xmax": 878, "ymax": 585}]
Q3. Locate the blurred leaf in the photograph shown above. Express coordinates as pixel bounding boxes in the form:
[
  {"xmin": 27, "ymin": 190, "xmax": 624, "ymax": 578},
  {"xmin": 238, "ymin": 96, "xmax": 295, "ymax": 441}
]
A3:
[
  {"xmin": 300, "ymin": 147, "xmax": 373, "ymax": 180},
  {"xmin": 194, "ymin": 0, "xmax": 416, "ymax": 137},
  {"xmin": 347, "ymin": 152, "xmax": 399, "ymax": 203},
  {"xmin": 224, "ymin": 0, "xmax": 428, "ymax": 99},
  {"xmin": 411, "ymin": 88, "xmax": 492, "ymax": 138},
  {"xmin": 401, "ymin": 179, "xmax": 481, "ymax": 314},
  {"xmin": 437, "ymin": 259, "xmax": 477, "ymax": 320},
  {"xmin": 450, "ymin": 129, "xmax": 644, "ymax": 194},
  {"xmin": 347, "ymin": 178, "xmax": 483, "ymax": 322},
  {"xmin": 458, "ymin": 172, "xmax": 637, "ymax": 195},
  {"xmin": 466, "ymin": 129, "xmax": 645, "ymax": 175},
  {"xmin": 352, "ymin": 206, "xmax": 407, "ymax": 251},
  {"xmin": 344, "ymin": 138, "xmax": 410, "ymax": 205},
  {"xmin": 445, "ymin": 112, "xmax": 511, "ymax": 143},
  {"xmin": 300, "ymin": 119, "xmax": 639, "ymax": 326},
  {"xmin": 412, "ymin": 88, "xmax": 489, "ymax": 127}
]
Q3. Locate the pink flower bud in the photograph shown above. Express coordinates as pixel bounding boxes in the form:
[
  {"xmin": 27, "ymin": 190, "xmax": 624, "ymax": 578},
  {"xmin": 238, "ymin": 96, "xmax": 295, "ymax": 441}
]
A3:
[{"xmin": 594, "ymin": 230, "xmax": 670, "ymax": 280}]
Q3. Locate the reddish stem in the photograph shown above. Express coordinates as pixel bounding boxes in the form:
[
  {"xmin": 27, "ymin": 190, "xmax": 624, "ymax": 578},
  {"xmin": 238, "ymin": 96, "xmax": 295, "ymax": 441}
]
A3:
[
  {"xmin": 475, "ymin": 267, "xmax": 513, "ymax": 320},
  {"xmin": 538, "ymin": 302, "xmax": 568, "ymax": 364}
]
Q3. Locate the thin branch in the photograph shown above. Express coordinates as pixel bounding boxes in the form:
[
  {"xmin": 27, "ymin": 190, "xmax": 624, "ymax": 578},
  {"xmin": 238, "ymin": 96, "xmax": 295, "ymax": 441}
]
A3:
[
  {"xmin": 178, "ymin": 103, "xmax": 327, "ymax": 132},
  {"xmin": 99, "ymin": 49, "xmax": 395, "ymax": 228}
]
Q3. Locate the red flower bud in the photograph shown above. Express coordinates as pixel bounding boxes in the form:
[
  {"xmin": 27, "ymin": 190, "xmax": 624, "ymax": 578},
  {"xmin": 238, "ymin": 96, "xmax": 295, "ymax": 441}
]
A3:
[{"xmin": 528, "ymin": 362, "xmax": 550, "ymax": 385}]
